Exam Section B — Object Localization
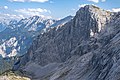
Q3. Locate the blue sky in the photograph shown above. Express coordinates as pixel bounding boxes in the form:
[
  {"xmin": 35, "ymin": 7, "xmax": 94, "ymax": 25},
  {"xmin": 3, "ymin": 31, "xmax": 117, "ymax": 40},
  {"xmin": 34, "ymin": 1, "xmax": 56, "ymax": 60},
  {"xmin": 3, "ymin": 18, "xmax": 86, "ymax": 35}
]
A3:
[{"xmin": 0, "ymin": 0, "xmax": 120, "ymax": 20}]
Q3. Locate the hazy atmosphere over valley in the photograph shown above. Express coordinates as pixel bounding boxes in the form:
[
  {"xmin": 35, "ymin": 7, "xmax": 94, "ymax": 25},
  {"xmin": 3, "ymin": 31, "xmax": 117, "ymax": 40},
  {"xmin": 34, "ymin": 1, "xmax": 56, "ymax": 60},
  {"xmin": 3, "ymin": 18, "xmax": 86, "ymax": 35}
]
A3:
[{"xmin": 0, "ymin": 0, "xmax": 120, "ymax": 80}]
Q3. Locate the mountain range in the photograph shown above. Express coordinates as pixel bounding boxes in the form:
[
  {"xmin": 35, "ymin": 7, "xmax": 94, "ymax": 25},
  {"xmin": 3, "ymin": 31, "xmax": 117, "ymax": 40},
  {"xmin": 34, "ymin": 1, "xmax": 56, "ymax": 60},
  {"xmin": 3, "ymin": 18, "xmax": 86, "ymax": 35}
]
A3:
[
  {"xmin": 0, "ymin": 15, "xmax": 73, "ymax": 74},
  {"xmin": 0, "ymin": 15, "xmax": 73, "ymax": 58},
  {"xmin": 0, "ymin": 5, "xmax": 120, "ymax": 80}
]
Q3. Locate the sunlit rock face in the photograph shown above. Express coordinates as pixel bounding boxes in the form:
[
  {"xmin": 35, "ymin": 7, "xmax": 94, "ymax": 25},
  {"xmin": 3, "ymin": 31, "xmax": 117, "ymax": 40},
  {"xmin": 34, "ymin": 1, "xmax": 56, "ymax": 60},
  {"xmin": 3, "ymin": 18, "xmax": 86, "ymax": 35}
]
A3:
[{"xmin": 18, "ymin": 5, "xmax": 111, "ymax": 65}]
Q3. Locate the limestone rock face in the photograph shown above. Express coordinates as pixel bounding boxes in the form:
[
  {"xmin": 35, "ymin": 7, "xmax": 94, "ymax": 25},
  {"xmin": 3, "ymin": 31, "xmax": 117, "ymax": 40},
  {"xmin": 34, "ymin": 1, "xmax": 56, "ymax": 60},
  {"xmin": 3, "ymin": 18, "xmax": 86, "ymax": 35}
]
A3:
[
  {"xmin": 20, "ymin": 5, "xmax": 111, "ymax": 65},
  {"xmin": 14, "ymin": 5, "xmax": 120, "ymax": 80}
]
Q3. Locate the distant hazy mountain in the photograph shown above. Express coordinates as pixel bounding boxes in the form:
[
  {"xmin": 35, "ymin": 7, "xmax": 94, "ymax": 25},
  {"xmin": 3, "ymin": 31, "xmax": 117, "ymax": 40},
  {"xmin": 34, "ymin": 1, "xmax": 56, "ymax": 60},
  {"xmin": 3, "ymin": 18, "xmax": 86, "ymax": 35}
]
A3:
[
  {"xmin": 0, "ymin": 16, "xmax": 73, "ymax": 58},
  {"xmin": 0, "ymin": 23, "xmax": 6, "ymax": 32},
  {"xmin": 0, "ymin": 19, "xmax": 18, "ymax": 32}
]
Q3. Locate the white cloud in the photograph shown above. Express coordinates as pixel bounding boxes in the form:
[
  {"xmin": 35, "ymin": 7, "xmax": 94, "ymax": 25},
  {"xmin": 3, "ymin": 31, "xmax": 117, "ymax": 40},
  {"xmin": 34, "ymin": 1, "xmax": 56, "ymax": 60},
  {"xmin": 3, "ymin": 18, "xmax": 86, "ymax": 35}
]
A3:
[
  {"xmin": 15, "ymin": 8, "xmax": 51, "ymax": 14},
  {"xmin": 9, "ymin": 0, "xmax": 25, "ymax": 2},
  {"xmin": 4, "ymin": 6, "xmax": 8, "ymax": 9},
  {"xmin": 9, "ymin": 0, "xmax": 49, "ymax": 2},
  {"xmin": 78, "ymin": 4, "xmax": 89, "ymax": 8},
  {"xmin": 112, "ymin": 8, "xmax": 120, "ymax": 12},
  {"xmin": 78, "ymin": 4, "xmax": 97, "ymax": 8},
  {"xmin": 0, "ymin": 13, "xmax": 24, "ymax": 20},
  {"xmin": 19, "ymin": 14, "xmax": 25, "ymax": 18},
  {"xmin": 0, "ymin": 6, "xmax": 8, "ymax": 9},
  {"xmin": 29, "ymin": 0, "xmax": 48, "ymax": 2},
  {"xmin": 88, "ymin": 0, "xmax": 99, "ymax": 3},
  {"xmin": 15, "ymin": 8, "xmax": 52, "ymax": 19},
  {"xmin": 4, "ymin": 14, "xmax": 24, "ymax": 19},
  {"xmin": 87, "ymin": 0, "xmax": 106, "ymax": 3}
]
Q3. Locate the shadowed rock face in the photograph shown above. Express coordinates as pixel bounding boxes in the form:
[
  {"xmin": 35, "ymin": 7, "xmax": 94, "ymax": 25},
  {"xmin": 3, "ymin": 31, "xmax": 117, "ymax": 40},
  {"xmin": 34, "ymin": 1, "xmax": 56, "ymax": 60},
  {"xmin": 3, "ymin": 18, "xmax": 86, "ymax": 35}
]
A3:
[{"xmin": 14, "ymin": 5, "xmax": 120, "ymax": 80}]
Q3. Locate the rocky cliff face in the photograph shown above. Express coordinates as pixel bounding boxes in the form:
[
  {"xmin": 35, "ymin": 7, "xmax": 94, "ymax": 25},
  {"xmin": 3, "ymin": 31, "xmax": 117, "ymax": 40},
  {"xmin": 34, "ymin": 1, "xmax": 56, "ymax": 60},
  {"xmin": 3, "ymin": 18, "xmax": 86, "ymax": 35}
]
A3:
[{"xmin": 14, "ymin": 5, "xmax": 120, "ymax": 80}]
